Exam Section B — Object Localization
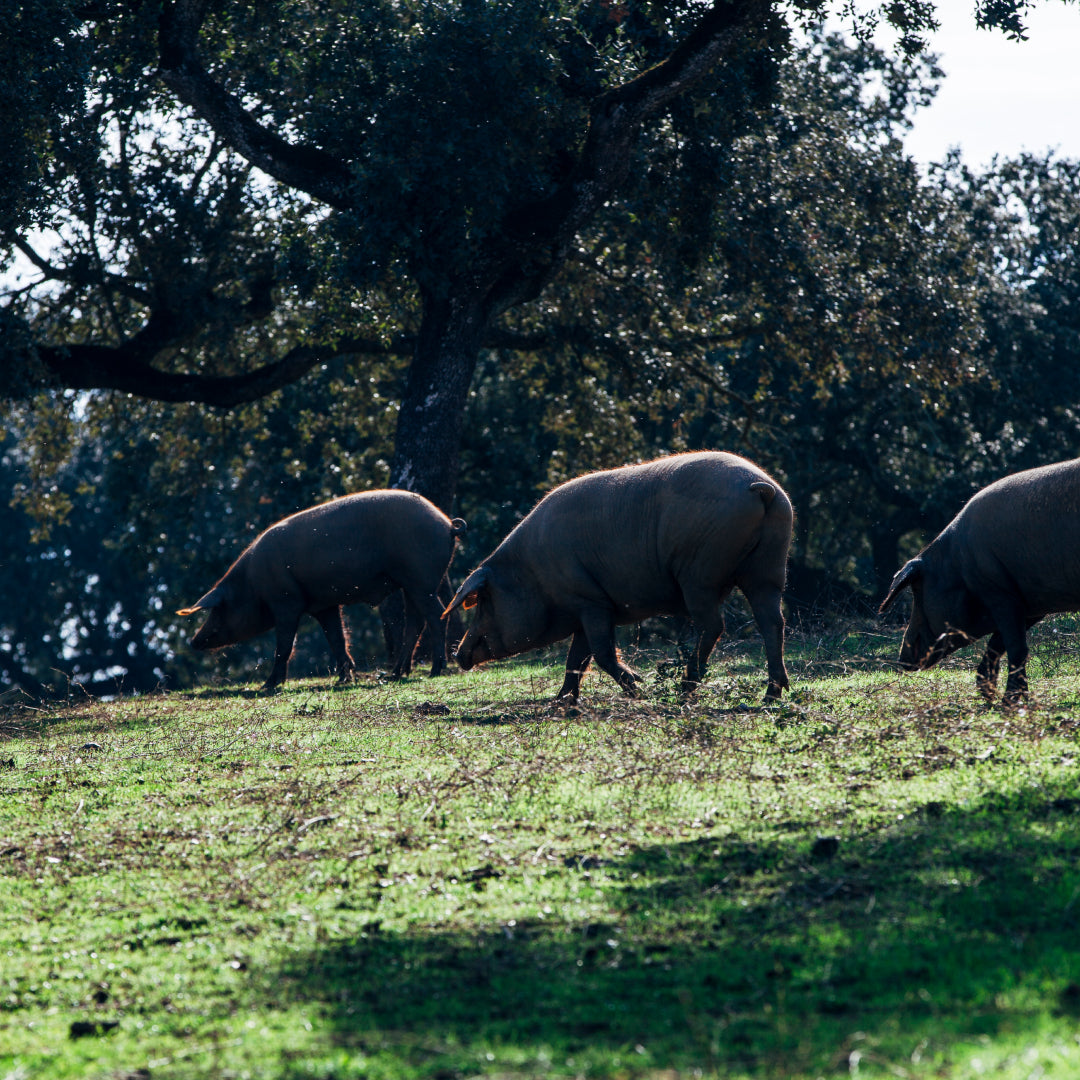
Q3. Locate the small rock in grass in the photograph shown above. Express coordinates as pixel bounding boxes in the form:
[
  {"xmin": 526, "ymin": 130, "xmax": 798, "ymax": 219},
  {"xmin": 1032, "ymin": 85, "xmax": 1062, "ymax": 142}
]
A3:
[
  {"xmin": 414, "ymin": 702, "xmax": 450, "ymax": 716},
  {"xmin": 69, "ymin": 1019, "xmax": 119, "ymax": 1039},
  {"xmin": 810, "ymin": 836, "xmax": 840, "ymax": 860}
]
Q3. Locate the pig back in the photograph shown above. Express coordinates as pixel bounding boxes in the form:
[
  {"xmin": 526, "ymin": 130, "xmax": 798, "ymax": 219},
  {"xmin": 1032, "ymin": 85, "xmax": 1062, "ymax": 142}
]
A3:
[
  {"xmin": 951, "ymin": 459, "xmax": 1080, "ymax": 614},
  {"xmin": 503, "ymin": 452, "xmax": 789, "ymax": 615},
  {"xmin": 248, "ymin": 490, "xmax": 457, "ymax": 608}
]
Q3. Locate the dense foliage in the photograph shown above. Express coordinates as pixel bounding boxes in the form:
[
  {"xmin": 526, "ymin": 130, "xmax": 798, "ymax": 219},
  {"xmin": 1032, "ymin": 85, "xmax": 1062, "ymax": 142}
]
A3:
[{"xmin": 0, "ymin": 0, "xmax": 800, "ymax": 508}]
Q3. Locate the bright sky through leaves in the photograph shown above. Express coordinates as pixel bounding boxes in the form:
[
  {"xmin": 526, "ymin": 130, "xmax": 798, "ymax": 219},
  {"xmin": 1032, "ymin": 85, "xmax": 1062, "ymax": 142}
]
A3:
[{"xmin": 902, "ymin": 0, "xmax": 1080, "ymax": 167}]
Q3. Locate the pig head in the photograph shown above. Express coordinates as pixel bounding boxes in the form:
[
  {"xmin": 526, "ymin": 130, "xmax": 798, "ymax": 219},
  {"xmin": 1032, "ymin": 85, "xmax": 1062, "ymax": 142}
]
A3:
[
  {"xmin": 879, "ymin": 548, "xmax": 993, "ymax": 672},
  {"xmin": 178, "ymin": 576, "xmax": 272, "ymax": 653},
  {"xmin": 447, "ymin": 564, "xmax": 562, "ymax": 671}
]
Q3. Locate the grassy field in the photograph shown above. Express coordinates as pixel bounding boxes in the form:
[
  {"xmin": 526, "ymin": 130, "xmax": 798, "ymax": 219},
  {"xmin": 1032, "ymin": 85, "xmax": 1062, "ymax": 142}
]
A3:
[{"xmin": 3, "ymin": 624, "xmax": 1080, "ymax": 1080}]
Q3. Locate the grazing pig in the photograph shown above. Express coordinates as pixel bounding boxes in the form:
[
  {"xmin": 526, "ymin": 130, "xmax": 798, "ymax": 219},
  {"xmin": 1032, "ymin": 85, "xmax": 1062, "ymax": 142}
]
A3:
[
  {"xmin": 178, "ymin": 491, "xmax": 466, "ymax": 690},
  {"xmin": 879, "ymin": 459, "xmax": 1080, "ymax": 704},
  {"xmin": 443, "ymin": 452, "xmax": 792, "ymax": 701}
]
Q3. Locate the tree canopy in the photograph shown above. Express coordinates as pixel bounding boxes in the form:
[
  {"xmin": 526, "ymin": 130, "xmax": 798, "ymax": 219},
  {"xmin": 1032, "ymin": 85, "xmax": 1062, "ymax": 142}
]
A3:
[{"xmin": 1, "ymin": 0, "xmax": 1047, "ymax": 508}]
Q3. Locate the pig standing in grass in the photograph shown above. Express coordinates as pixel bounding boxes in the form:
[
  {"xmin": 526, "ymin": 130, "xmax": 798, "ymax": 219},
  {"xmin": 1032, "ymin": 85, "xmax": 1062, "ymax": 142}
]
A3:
[
  {"xmin": 443, "ymin": 452, "xmax": 792, "ymax": 701},
  {"xmin": 178, "ymin": 491, "xmax": 466, "ymax": 690},
  {"xmin": 879, "ymin": 458, "xmax": 1080, "ymax": 704}
]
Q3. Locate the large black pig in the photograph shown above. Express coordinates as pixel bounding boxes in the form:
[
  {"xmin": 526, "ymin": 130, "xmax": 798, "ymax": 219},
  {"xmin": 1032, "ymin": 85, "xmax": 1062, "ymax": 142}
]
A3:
[{"xmin": 443, "ymin": 452, "xmax": 792, "ymax": 701}]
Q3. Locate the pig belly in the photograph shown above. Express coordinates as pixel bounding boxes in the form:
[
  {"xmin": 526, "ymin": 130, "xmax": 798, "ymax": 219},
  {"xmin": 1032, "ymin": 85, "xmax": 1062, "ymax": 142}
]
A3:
[
  {"xmin": 602, "ymin": 577, "xmax": 687, "ymax": 625},
  {"xmin": 302, "ymin": 571, "xmax": 398, "ymax": 611}
]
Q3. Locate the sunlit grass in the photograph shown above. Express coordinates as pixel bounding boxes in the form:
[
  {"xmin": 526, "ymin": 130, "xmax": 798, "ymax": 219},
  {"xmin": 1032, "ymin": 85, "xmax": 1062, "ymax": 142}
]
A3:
[{"xmin": 2, "ymin": 621, "xmax": 1080, "ymax": 1078}]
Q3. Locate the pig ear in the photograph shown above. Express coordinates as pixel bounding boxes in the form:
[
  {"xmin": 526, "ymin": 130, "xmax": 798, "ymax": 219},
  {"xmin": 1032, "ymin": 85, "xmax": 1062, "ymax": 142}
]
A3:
[
  {"xmin": 879, "ymin": 558, "xmax": 923, "ymax": 614},
  {"xmin": 176, "ymin": 584, "xmax": 227, "ymax": 617},
  {"xmin": 442, "ymin": 566, "xmax": 489, "ymax": 619}
]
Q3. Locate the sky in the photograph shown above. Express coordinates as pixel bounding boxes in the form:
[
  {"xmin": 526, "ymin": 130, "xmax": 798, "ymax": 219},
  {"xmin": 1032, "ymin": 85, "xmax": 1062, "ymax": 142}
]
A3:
[{"xmin": 895, "ymin": 0, "xmax": 1080, "ymax": 169}]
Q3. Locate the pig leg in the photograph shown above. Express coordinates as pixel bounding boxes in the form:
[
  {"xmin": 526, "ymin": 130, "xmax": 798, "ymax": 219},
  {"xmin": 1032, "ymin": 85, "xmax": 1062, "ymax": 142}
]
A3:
[
  {"xmin": 264, "ymin": 612, "xmax": 302, "ymax": 691},
  {"xmin": 555, "ymin": 632, "xmax": 593, "ymax": 701},
  {"xmin": 413, "ymin": 591, "xmax": 450, "ymax": 677},
  {"xmin": 976, "ymin": 631, "xmax": 1005, "ymax": 701},
  {"xmin": 741, "ymin": 583, "xmax": 789, "ymax": 701},
  {"xmin": 680, "ymin": 591, "xmax": 728, "ymax": 693},
  {"xmin": 580, "ymin": 609, "xmax": 640, "ymax": 696},
  {"xmin": 314, "ymin": 606, "xmax": 355, "ymax": 683},
  {"xmin": 389, "ymin": 597, "xmax": 424, "ymax": 678},
  {"xmin": 983, "ymin": 595, "xmax": 1029, "ymax": 705}
]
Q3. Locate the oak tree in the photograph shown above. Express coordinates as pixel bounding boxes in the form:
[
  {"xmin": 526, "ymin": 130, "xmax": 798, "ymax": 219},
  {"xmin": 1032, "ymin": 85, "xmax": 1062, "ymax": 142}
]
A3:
[{"xmin": 4, "ymin": 0, "xmax": 1024, "ymax": 511}]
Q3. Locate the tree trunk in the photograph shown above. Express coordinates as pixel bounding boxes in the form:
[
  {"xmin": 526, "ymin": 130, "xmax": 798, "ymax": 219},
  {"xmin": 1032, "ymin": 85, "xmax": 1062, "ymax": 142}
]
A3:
[
  {"xmin": 870, "ymin": 508, "xmax": 936, "ymax": 603},
  {"xmin": 870, "ymin": 519, "xmax": 903, "ymax": 603},
  {"xmin": 389, "ymin": 288, "xmax": 488, "ymax": 513},
  {"xmin": 381, "ymin": 287, "xmax": 488, "ymax": 666}
]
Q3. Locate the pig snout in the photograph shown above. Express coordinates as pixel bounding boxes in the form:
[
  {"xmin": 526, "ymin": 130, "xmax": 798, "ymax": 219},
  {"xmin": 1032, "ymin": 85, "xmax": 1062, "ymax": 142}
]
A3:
[
  {"xmin": 901, "ymin": 625, "xmax": 969, "ymax": 671},
  {"xmin": 189, "ymin": 611, "xmax": 231, "ymax": 651},
  {"xmin": 897, "ymin": 640, "xmax": 921, "ymax": 671},
  {"xmin": 899, "ymin": 631, "xmax": 944, "ymax": 671},
  {"xmin": 454, "ymin": 627, "xmax": 493, "ymax": 671}
]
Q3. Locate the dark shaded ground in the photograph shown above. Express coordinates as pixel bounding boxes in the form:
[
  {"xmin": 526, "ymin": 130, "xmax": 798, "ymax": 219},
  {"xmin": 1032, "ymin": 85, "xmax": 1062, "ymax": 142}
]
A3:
[{"xmin": 273, "ymin": 779, "xmax": 1080, "ymax": 1077}]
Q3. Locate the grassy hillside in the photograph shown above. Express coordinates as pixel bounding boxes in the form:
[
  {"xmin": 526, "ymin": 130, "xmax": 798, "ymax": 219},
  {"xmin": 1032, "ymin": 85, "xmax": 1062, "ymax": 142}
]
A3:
[{"xmin": 3, "ymin": 627, "xmax": 1080, "ymax": 1079}]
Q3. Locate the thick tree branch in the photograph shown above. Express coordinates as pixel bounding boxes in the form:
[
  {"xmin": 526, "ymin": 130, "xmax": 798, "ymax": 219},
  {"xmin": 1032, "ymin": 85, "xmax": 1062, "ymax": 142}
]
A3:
[
  {"xmin": 27, "ymin": 336, "xmax": 409, "ymax": 407},
  {"xmin": 157, "ymin": 0, "xmax": 355, "ymax": 210},
  {"xmin": 491, "ymin": 0, "xmax": 772, "ymax": 311},
  {"xmin": 581, "ymin": 0, "xmax": 769, "ymax": 188},
  {"xmin": 156, "ymin": 0, "xmax": 770, "ymax": 325}
]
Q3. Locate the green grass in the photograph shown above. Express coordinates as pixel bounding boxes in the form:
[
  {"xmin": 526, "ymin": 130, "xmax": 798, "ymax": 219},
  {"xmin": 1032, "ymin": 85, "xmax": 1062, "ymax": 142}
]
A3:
[{"xmin": 3, "ymin": 625, "xmax": 1080, "ymax": 1079}]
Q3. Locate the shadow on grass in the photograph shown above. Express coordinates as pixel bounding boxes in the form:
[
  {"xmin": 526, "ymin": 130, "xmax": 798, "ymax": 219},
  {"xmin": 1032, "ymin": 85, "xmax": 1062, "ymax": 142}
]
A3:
[
  {"xmin": 450, "ymin": 714, "xmax": 534, "ymax": 727},
  {"xmin": 268, "ymin": 780, "xmax": 1080, "ymax": 1078},
  {"xmin": 184, "ymin": 675, "xmax": 406, "ymax": 701}
]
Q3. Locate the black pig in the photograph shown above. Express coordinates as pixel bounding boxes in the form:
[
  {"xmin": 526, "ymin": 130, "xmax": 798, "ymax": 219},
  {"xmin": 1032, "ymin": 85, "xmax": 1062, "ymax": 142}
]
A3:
[
  {"xmin": 443, "ymin": 452, "xmax": 792, "ymax": 701},
  {"xmin": 178, "ymin": 491, "xmax": 465, "ymax": 689},
  {"xmin": 880, "ymin": 459, "xmax": 1080, "ymax": 703}
]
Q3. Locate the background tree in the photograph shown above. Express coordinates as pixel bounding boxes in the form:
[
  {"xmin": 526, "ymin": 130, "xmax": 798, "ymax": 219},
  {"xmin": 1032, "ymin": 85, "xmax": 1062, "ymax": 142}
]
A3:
[
  {"xmin": 0, "ymin": 356, "xmax": 412, "ymax": 695},
  {"xmin": 456, "ymin": 30, "xmax": 989, "ymax": 606},
  {"xmin": 2, "ymin": 0, "xmax": 997, "ymax": 513}
]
